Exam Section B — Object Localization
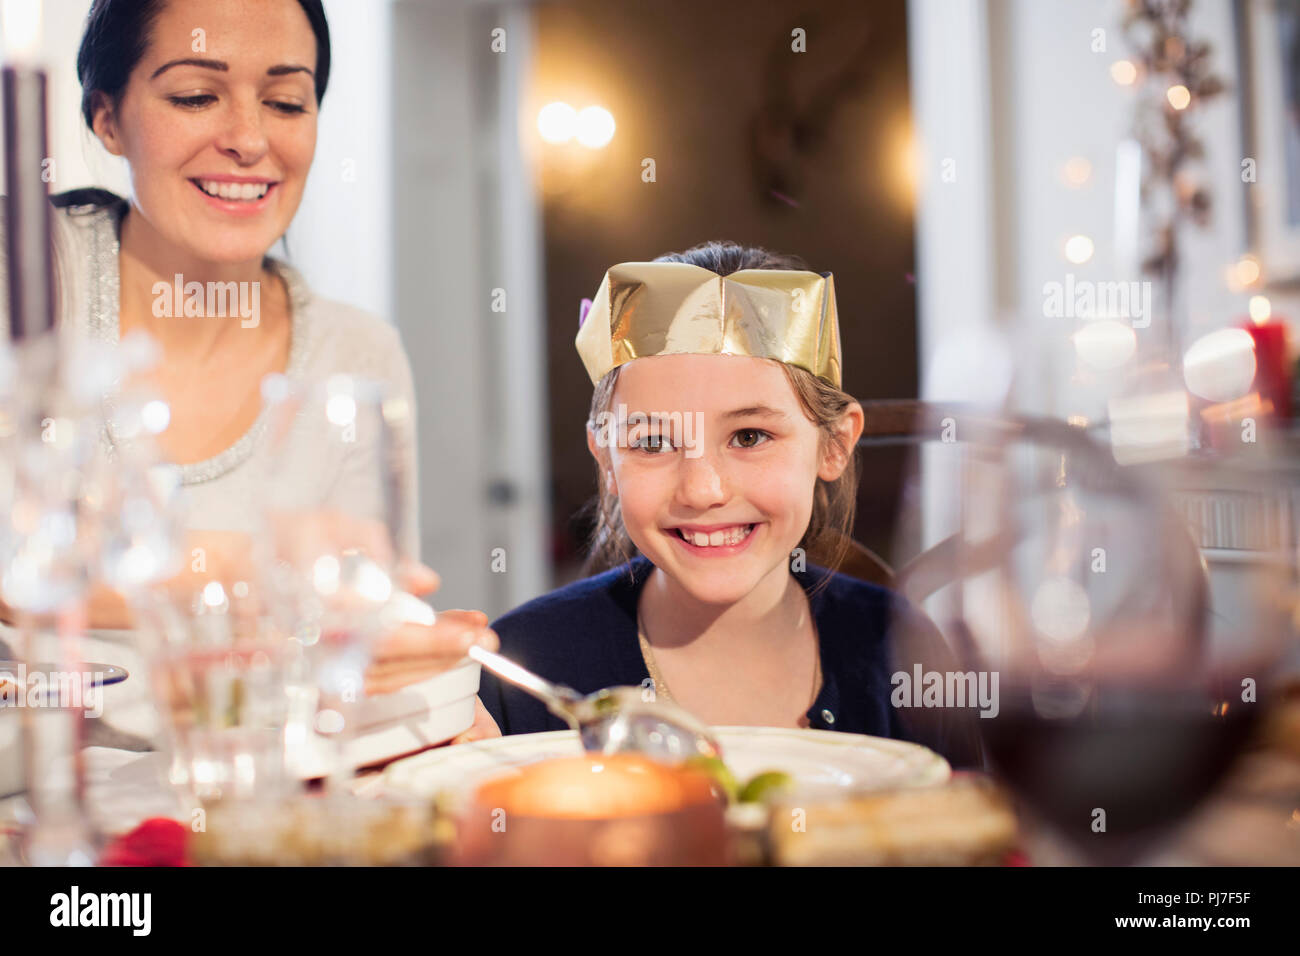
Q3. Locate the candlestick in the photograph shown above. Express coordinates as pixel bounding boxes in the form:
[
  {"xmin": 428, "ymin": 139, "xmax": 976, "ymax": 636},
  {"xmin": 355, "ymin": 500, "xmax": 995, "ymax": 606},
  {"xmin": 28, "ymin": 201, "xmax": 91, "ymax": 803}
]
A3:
[
  {"xmin": 3, "ymin": 62, "xmax": 57, "ymax": 342},
  {"xmin": 2, "ymin": 6, "xmax": 98, "ymax": 865}
]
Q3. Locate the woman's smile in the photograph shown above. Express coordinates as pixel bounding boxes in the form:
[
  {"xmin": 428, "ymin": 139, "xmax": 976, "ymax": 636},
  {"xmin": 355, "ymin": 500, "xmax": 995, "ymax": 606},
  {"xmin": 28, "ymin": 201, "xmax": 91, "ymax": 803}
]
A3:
[{"xmin": 188, "ymin": 174, "xmax": 281, "ymax": 218}]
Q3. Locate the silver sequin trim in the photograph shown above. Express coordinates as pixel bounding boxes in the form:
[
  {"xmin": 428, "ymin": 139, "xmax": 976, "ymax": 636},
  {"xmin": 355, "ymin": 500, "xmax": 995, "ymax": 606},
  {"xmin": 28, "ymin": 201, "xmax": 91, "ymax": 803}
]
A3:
[{"xmin": 77, "ymin": 200, "xmax": 312, "ymax": 485}]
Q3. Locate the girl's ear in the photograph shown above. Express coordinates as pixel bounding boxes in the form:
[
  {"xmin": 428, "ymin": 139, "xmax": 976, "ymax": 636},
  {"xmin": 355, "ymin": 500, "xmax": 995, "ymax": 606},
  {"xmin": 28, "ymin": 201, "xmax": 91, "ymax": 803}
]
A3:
[
  {"xmin": 90, "ymin": 92, "xmax": 126, "ymax": 158},
  {"xmin": 586, "ymin": 424, "xmax": 617, "ymax": 497},
  {"xmin": 818, "ymin": 400, "xmax": 864, "ymax": 481}
]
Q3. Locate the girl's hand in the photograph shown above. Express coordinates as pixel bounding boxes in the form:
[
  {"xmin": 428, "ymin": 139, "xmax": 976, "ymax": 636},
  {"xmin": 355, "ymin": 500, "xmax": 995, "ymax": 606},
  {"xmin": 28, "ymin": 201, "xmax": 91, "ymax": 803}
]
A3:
[{"xmin": 448, "ymin": 695, "xmax": 503, "ymax": 745}]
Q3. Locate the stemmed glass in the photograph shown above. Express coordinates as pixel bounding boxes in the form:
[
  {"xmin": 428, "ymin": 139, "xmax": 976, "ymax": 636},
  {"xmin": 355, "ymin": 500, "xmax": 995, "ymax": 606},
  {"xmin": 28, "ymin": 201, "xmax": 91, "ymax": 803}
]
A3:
[
  {"xmin": 954, "ymin": 419, "xmax": 1293, "ymax": 864},
  {"xmin": 0, "ymin": 334, "xmax": 154, "ymax": 864},
  {"xmin": 256, "ymin": 373, "xmax": 415, "ymax": 794}
]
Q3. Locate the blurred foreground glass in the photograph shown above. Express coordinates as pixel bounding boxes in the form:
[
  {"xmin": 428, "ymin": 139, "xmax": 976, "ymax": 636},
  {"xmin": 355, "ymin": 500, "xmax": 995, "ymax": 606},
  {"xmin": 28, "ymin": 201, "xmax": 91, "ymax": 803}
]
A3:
[
  {"xmin": 949, "ymin": 420, "xmax": 1294, "ymax": 864},
  {"xmin": 132, "ymin": 571, "xmax": 293, "ymax": 807},
  {"xmin": 257, "ymin": 374, "xmax": 413, "ymax": 790},
  {"xmin": 1, "ymin": 336, "xmax": 119, "ymax": 864}
]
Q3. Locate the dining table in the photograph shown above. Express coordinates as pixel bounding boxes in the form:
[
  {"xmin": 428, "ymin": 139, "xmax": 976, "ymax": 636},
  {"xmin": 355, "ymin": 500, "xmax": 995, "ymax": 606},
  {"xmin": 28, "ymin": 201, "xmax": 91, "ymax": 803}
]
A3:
[{"xmin": 3, "ymin": 616, "xmax": 1297, "ymax": 866}]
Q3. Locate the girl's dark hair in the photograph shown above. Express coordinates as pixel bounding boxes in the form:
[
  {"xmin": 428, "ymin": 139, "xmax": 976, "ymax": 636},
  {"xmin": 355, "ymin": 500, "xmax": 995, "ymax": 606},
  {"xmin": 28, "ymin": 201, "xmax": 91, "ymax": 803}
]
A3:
[
  {"xmin": 583, "ymin": 240, "xmax": 861, "ymax": 579},
  {"xmin": 76, "ymin": 0, "xmax": 331, "ymax": 131}
]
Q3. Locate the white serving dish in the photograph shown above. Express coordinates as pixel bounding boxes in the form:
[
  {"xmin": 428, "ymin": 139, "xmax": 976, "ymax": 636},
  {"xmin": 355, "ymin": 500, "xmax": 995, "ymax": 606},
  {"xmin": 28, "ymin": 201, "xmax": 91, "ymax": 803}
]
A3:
[{"xmin": 288, "ymin": 659, "xmax": 481, "ymax": 779}]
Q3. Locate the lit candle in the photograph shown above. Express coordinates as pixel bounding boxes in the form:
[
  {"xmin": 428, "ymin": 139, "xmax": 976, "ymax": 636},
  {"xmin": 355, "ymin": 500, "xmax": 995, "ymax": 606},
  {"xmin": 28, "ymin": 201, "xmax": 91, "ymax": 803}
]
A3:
[
  {"xmin": 1242, "ymin": 297, "xmax": 1292, "ymax": 421},
  {"xmin": 3, "ymin": 0, "xmax": 56, "ymax": 343}
]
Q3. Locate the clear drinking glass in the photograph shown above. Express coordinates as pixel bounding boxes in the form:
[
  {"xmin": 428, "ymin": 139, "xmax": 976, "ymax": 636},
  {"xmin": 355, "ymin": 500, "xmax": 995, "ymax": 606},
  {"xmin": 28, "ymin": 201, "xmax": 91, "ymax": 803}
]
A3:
[
  {"xmin": 256, "ymin": 374, "xmax": 414, "ymax": 793},
  {"xmin": 135, "ymin": 572, "xmax": 294, "ymax": 807}
]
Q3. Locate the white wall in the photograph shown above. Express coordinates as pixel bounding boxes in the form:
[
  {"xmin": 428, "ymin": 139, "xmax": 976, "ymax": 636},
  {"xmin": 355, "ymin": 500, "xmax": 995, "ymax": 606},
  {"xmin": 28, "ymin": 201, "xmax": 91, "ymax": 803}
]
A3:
[
  {"xmin": 286, "ymin": 0, "xmax": 392, "ymax": 320},
  {"xmin": 0, "ymin": 0, "xmax": 131, "ymax": 196},
  {"xmin": 390, "ymin": 0, "xmax": 550, "ymax": 617},
  {"xmin": 908, "ymin": 0, "xmax": 1285, "ymax": 661},
  {"xmin": 911, "ymin": 0, "xmax": 1261, "ymax": 419},
  {"xmin": 994, "ymin": 0, "xmax": 1250, "ymax": 420}
]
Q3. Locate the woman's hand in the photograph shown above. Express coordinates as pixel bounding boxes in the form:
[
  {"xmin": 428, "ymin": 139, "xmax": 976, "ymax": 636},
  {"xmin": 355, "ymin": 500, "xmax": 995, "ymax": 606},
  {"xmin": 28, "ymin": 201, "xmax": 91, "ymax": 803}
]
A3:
[
  {"xmin": 2, "ymin": 581, "xmax": 135, "ymax": 631},
  {"xmin": 362, "ymin": 560, "xmax": 499, "ymax": 695}
]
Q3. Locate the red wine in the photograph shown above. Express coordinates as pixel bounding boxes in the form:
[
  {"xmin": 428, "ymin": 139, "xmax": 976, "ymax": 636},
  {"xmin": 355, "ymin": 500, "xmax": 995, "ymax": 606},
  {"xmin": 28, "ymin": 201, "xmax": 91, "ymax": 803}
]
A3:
[{"xmin": 980, "ymin": 687, "xmax": 1258, "ymax": 863}]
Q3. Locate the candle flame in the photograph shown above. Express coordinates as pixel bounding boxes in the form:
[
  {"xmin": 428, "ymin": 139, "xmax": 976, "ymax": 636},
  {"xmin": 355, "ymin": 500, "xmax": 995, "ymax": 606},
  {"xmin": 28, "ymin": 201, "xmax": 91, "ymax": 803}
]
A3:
[{"xmin": 1248, "ymin": 295, "xmax": 1272, "ymax": 324}]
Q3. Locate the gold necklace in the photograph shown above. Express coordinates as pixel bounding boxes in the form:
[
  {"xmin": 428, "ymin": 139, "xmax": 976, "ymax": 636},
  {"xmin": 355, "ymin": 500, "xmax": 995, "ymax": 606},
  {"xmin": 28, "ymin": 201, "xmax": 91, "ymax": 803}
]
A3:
[{"xmin": 636, "ymin": 613, "xmax": 822, "ymax": 717}]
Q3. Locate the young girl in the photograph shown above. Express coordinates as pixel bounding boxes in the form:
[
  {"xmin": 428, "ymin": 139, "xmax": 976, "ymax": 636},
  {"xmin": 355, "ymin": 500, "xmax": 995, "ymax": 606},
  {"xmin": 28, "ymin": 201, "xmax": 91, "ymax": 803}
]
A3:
[{"xmin": 478, "ymin": 242, "xmax": 980, "ymax": 765}]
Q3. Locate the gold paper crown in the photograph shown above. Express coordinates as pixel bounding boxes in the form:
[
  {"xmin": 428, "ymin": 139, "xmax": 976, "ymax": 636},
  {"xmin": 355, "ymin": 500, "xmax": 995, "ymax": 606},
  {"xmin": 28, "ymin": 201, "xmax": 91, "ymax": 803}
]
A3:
[{"xmin": 575, "ymin": 262, "xmax": 842, "ymax": 388}]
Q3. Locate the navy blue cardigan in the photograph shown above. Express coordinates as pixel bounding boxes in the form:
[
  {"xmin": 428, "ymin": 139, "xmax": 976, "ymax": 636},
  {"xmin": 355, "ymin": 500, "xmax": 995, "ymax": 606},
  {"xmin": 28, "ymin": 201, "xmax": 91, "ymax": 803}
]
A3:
[{"xmin": 480, "ymin": 556, "xmax": 984, "ymax": 769}]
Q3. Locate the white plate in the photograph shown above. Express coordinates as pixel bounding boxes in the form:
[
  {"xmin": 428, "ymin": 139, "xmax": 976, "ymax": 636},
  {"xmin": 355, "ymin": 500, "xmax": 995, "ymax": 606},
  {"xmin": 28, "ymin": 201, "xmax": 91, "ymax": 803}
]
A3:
[{"xmin": 380, "ymin": 726, "xmax": 950, "ymax": 801}]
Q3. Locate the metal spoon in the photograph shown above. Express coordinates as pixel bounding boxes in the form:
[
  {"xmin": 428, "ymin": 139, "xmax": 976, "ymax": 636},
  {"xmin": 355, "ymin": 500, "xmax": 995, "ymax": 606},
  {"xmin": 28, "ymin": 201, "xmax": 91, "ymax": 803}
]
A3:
[{"xmin": 467, "ymin": 645, "xmax": 721, "ymax": 761}]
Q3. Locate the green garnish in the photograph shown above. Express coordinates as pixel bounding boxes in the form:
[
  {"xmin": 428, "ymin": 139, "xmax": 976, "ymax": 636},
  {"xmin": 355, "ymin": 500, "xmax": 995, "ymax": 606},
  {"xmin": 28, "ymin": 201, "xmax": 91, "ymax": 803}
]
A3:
[{"xmin": 685, "ymin": 757, "xmax": 792, "ymax": 805}]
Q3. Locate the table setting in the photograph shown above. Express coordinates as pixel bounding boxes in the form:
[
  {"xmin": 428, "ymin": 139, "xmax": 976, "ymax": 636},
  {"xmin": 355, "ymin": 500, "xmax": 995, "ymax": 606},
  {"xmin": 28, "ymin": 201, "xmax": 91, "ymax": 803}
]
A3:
[{"xmin": 0, "ymin": 0, "xmax": 1297, "ymax": 878}]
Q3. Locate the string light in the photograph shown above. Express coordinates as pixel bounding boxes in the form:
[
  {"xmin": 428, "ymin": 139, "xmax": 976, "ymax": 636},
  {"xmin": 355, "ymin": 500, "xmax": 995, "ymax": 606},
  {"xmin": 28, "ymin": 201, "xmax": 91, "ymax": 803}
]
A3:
[
  {"xmin": 1233, "ymin": 256, "xmax": 1261, "ymax": 287},
  {"xmin": 1166, "ymin": 84, "xmax": 1191, "ymax": 110},
  {"xmin": 1062, "ymin": 157, "xmax": 1092, "ymax": 187},
  {"xmin": 1064, "ymin": 235, "xmax": 1095, "ymax": 264},
  {"xmin": 1110, "ymin": 60, "xmax": 1138, "ymax": 85}
]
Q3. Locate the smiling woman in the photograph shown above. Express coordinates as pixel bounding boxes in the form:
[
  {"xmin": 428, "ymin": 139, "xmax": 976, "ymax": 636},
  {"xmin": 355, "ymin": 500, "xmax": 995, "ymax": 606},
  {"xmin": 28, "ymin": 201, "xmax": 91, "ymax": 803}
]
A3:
[{"xmin": 0, "ymin": 0, "xmax": 500, "ymax": 710}]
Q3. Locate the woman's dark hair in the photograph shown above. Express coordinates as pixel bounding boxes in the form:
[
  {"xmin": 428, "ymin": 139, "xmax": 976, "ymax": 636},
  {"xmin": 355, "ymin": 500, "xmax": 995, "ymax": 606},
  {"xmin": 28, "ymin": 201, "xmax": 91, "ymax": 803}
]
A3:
[
  {"xmin": 582, "ymin": 240, "xmax": 861, "ymax": 580},
  {"xmin": 76, "ymin": 0, "xmax": 331, "ymax": 131}
]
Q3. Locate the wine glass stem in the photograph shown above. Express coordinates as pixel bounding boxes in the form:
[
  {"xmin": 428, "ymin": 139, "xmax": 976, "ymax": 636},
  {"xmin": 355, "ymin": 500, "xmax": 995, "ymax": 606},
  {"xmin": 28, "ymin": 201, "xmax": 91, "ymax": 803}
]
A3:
[{"xmin": 19, "ymin": 615, "xmax": 98, "ymax": 866}]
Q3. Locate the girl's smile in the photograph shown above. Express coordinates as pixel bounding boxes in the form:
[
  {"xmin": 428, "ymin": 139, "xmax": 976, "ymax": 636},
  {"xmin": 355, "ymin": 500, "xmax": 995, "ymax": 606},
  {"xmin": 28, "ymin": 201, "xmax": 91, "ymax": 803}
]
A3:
[{"xmin": 665, "ymin": 521, "xmax": 760, "ymax": 554}]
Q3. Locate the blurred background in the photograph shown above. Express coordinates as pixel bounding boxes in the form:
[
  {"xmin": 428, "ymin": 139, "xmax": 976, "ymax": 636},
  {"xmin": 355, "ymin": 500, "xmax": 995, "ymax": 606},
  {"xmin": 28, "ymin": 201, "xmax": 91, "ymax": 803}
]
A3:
[{"xmin": 2, "ymin": 0, "xmax": 1296, "ymax": 624}]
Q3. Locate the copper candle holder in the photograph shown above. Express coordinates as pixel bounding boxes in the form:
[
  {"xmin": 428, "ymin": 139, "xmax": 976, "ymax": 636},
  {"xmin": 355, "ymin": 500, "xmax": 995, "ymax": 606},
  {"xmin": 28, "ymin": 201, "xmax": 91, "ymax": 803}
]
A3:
[{"xmin": 453, "ymin": 754, "xmax": 729, "ymax": 866}]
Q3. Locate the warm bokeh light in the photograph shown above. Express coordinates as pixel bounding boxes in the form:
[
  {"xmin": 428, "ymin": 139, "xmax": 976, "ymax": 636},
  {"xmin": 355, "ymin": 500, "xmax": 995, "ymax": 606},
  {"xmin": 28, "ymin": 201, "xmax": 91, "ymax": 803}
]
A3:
[
  {"xmin": 575, "ymin": 105, "xmax": 616, "ymax": 148},
  {"xmin": 1062, "ymin": 156, "xmax": 1092, "ymax": 187},
  {"xmin": 537, "ymin": 101, "xmax": 578, "ymax": 143},
  {"xmin": 1249, "ymin": 294, "xmax": 1272, "ymax": 323},
  {"xmin": 1165, "ymin": 84, "xmax": 1191, "ymax": 110},
  {"xmin": 1232, "ymin": 256, "xmax": 1262, "ymax": 289},
  {"xmin": 1110, "ymin": 59, "xmax": 1138, "ymax": 85},
  {"xmin": 893, "ymin": 119, "xmax": 918, "ymax": 208},
  {"xmin": 1064, "ymin": 234, "xmax": 1094, "ymax": 264}
]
